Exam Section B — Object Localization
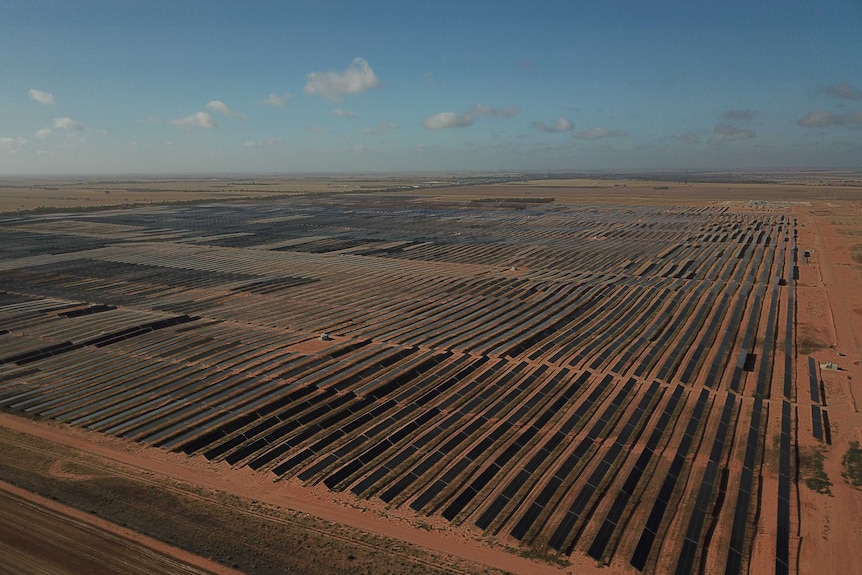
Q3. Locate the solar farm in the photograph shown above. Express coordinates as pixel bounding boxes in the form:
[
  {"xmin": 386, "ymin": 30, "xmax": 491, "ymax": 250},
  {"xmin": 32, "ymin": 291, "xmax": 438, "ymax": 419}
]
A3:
[{"xmin": 0, "ymin": 181, "xmax": 857, "ymax": 575}]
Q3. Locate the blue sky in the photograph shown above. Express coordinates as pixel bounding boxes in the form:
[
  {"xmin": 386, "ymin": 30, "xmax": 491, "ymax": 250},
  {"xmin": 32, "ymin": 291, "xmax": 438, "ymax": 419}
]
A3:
[{"xmin": 1, "ymin": 0, "xmax": 861, "ymax": 175}]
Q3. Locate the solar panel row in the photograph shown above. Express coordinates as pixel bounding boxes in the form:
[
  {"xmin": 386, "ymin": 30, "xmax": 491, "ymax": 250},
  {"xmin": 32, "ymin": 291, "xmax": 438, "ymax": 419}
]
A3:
[{"xmin": 630, "ymin": 388, "xmax": 711, "ymax": 571}]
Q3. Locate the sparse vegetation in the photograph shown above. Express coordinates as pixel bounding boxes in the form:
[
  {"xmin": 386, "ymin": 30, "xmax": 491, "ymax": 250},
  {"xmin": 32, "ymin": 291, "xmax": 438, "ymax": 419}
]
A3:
[
  {"xmin": 516, "ymin": 546, "xmax": 570, "ymax": 567},
  {"xmin": 799, "ymin": 447, "xmax": 832, "ymax": 495},
  {"xmin": 0, "ymin": 428, "xmax": 503, "ymax": 575},
  {"xmin": 799, "ymin": 335, "xmax": 829, "ymax": 355},
  {"xmin": 470, "ymin": 197, "xmax": 555, "ymax": 204},
  {"xmin": 841, "ymin": 441, "xmax": 862, "ymax": 487},
  {"xmin": 851, "ymin": 245, "xmax": 862, "ymax": 265},
  {"xmin": 469, "ymin": 197, "xmax": 555, "ymax": 209}
]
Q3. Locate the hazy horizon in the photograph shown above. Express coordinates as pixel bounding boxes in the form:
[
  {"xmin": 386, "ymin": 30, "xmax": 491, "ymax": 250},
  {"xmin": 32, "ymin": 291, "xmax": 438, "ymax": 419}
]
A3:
[
  {"xmin": 2, "ymin": 1, "xmax": 861, "ymax": 175},
  {"xmin": 3, "ymin": 168, "xmax": 862, "ymax": 181}
]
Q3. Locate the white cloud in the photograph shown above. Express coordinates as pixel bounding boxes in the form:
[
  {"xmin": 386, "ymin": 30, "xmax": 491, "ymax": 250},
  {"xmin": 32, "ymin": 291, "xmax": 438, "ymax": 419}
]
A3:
[
  {"xmin": 0, "ymin": 137, "xmax": 26, "ymax": 151},
  {"xmin": 53, "ymin": 117, "xmax": 85, "ymax": 131},
  {"xmin": 264, "ymin": 92, "xmax": 291, "ymax": 106},
  {"xmin": 206, "ymin": 100, "xmax": 246, "ymax": 119},
  {"xmin": 574, "ymin": 127, "xmax": 628, "ymax": 140},
  {"xmin": 676, "ymin": 131, "xmax": 701, "ymax": 144},
  {"xmin": 361, "ymin": 121, "xmax": 400, "ymax": 135},
  {"xmin": 798, "ymin": 110, "xmax": 835, "ymax": 128},
  {"xmin": 34, "ymin": 128, "xmax": 53, "ymax": 139},
  {"xmin": 243, "ymin": 137, "xmax": 283, "ymax": 148},
  {"xmin": 532, "ymin": 117, "xmax": 573, "ymax": 133},
  {"xmin": 332, "ymin": 108, "xmax": 356, "ymax": 118},
  {"xmin": 308, "ymin": 126, "xmax": 329, "ymax": 134},
  {"xmin": 473, "ymin": 104, "xmax": 519, "ymax": 118},
  {"xmin": 798, "ymin": 109, "xmax": 862, "ymax": 128},
  {"xmin": 422, "ymin": 104, "xmax": 518, "ymax": 130},
  {"xmin": 29, "ymin": 89, "xmax": 54, "ymax": 106},
  {"xmin": 422, "ymin": 112, "xmax": 475, "ymax": 129},
  {"xmin": 170, "ymin": 111, "xmax": 217, "ymax": 128},
  {"xmin": 826, "ymin": 82, "xmax": 862, "ymax": 101},
  {"xmin": 721, "ymin": 109, "xmax": 757, "ymax": 121},
  {"xmin": 709, "ymin": 123, "xmax": 755, "ymax": 143},
  {"xmin": 304, "ymin": 57, "xmax": 381, "ymax": 101}
]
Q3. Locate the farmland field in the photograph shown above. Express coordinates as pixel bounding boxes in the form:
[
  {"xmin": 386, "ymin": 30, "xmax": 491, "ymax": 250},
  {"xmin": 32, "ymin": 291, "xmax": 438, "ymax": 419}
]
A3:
[{"xmin": 0, "ymin": 175, "xmax": 861, "ymax": 575}]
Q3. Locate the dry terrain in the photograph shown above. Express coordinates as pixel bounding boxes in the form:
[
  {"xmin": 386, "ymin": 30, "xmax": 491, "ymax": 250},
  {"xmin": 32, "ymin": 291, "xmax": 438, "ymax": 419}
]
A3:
[
  {"xmin": 0, "ymin": 174, "xmax": 516, "ymax": 213},
  {"xmin": 0, "ymin": 172, "xmax": 860, "ymax": 575},
  {"xmin": 0, "ymin": 480, "xmax": 243, "ymax": 575}
]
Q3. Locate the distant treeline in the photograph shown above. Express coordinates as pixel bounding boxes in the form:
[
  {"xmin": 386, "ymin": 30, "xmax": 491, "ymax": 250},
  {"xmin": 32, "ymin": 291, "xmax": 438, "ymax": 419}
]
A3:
[
  {"xmin": 5, "ymin": 194, "xmax": 286, "ymax": 216},
  {"xmin": 470, "ymin": 197, "xmax": 555, "ymax": 204}
]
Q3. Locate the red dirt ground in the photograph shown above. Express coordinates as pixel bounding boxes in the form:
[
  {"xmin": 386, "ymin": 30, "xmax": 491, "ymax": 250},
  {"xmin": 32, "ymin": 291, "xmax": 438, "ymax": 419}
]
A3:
[{"xmin": 793, "ymin": 200, "xmax": 862, "ymax": 575}]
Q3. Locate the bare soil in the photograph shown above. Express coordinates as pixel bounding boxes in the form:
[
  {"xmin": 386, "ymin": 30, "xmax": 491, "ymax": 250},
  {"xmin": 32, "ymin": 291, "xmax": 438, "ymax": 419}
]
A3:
[{"xmin": 793, "ymin": 199, "xmax": 862, "ymax": 575}]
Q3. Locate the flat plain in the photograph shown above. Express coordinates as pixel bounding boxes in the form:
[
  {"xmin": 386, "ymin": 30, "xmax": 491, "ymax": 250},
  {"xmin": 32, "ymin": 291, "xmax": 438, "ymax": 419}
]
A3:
[{"xmin": 0, "ymin": 173, "xmax": 860, "ymax": 575}]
